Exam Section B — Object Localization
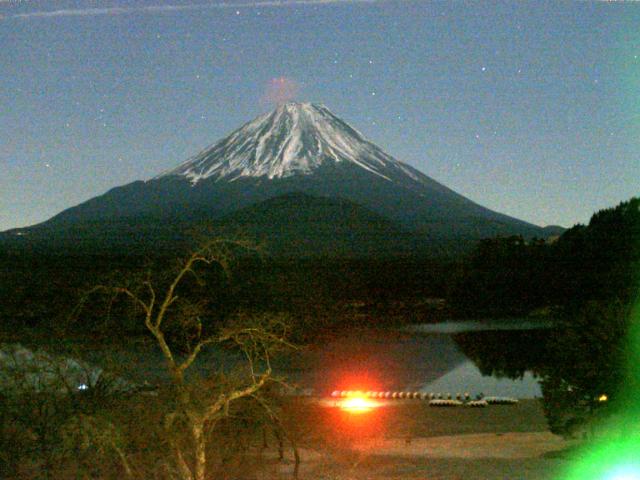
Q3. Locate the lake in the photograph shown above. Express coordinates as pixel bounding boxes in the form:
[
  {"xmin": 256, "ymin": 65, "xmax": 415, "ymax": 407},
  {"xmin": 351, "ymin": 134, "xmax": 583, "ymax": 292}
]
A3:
[
  {"xmin": 279, "ymin": 321, "xmax": 551, "ymax": 398},
  {"xmin": 7, "ymin": 321, "xmax": 551, "ymax": 399}
]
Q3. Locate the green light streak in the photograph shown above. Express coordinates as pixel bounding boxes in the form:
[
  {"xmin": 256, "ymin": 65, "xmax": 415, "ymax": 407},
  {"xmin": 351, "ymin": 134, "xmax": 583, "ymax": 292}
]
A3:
[
  {"xmin": 558, "ymin": 434, "xmax": 640, "ymax": 479},
  {"xmin": 557, "ymin": 281, "xmax": 640, "ymax": 479},
  {"xmin": 555, "ymin": 15, "xmax": 640, "ymax": 474}
]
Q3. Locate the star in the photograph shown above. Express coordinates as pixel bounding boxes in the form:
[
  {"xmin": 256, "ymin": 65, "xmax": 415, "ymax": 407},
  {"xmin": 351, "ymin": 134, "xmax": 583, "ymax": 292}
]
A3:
[
  {"xmin": 235, "ymin": 10, "xmax": 240, "ymax": 15},
  {"xmin": 481, "ymin": 66, "xmax": 487, "ymax": 72},
  {"xmin": 371, "ymin": 91, "xmax": 376, "ymax": 96}
]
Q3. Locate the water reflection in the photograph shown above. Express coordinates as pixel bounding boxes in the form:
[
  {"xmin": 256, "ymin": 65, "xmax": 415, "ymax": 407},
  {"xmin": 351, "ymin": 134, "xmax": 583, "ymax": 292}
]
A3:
[
  {"xmin": 284, "ymin": 322, "xmax": 552, "ymax": 399},
  {"xmin": 423, "ymin": 362, "xmax": 541, "ymax": 398},
  {"xmin": 19, "ymin": 322, "xmax": 552, "ymax": 400},
  {"xmin": 407, "ymin": 319, "xmax": 555, "ymax": 334},
  {"xmin": 282, "ymin": 329, "xmax": 467, "ymax": 394}
]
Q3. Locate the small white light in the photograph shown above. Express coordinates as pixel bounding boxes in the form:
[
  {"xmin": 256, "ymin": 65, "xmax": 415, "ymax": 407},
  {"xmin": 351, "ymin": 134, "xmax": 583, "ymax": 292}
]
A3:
[{"xmin": 78, "ymin": 383, "xmax": 89, "ymax": 391}]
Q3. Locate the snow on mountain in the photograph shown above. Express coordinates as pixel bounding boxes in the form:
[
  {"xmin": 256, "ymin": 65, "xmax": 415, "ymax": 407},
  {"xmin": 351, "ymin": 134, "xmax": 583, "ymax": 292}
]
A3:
[{"xmin": 157, "ymin": 102, "xmax": 422, "ymax": 185}]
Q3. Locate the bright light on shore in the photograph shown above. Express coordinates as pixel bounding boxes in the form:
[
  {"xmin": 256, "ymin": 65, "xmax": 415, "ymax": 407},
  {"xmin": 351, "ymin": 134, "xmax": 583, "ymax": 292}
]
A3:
[{"xmin": 339, "ymin": 395, "xmax": 379, "ymax": 414}]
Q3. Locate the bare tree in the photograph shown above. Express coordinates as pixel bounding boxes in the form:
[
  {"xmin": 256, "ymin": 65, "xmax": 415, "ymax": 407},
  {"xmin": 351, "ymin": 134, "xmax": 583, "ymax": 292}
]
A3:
[
  {"xmin": 61, "ymin": 413, "xmax": 134, "ymax": 478},
  {"xmin": 79, "ymin": 238, "xmax": 294, "ymax": 480}
]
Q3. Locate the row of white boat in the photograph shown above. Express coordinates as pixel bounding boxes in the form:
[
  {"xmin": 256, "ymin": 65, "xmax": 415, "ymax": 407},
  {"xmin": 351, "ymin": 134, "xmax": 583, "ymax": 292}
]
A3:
[{"xmin": 329, "ymin": 390, "xmax": 519, "ymax": 407}]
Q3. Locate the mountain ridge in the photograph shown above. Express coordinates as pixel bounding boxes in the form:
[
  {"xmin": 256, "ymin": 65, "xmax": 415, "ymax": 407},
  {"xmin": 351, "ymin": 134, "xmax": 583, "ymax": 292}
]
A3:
[{"xmin": 1, "ymin": 102, "xmax": 558, "ymax": 256}]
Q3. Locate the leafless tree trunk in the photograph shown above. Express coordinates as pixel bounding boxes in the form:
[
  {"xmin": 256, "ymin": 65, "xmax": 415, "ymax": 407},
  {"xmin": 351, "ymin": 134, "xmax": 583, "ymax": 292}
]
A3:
[{"xmin": 80, "ymin": 238, "xmax": 295, "ymax": 480}]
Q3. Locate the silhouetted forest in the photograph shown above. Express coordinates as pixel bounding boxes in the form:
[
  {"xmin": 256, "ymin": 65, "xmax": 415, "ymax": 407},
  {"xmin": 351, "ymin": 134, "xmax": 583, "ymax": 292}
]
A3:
[
  {"xmin": 0, "ymin": 249, "xmax": 452, "ymax": 340},
  {"xmin": 449, "ymin": 197, "xmax": 639, "ymax": 319}
]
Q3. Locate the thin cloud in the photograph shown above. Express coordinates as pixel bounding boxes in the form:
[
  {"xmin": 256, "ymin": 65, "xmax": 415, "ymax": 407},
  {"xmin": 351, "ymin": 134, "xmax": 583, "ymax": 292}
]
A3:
[{"xmin": 6, "ymin": 0, "xmax": 387, "ymax": 20}]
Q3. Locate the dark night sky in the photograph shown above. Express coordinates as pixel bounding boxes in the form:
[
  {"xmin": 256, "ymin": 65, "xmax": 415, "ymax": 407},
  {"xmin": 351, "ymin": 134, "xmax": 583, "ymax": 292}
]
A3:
[{"xmin": 1, "ymin": 0, "xmax": 638, "ymax": 231}]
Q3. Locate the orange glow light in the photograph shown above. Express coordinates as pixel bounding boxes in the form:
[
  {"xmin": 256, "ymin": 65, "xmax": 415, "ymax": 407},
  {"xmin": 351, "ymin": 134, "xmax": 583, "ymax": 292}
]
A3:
[{"xmin": 339, "ymin": 395, "xmax": 379, "ymax": 414}]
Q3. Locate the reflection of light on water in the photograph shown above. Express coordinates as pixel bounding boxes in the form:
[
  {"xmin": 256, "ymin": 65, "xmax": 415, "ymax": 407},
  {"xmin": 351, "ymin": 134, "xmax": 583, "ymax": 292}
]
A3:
[
  {"xmin": 423, "ymin": 361, "xmax": 541, "ymax": 398},
  {"xmin": 339, "ymin": 395, "xmax": 380, "ymax": 414}
]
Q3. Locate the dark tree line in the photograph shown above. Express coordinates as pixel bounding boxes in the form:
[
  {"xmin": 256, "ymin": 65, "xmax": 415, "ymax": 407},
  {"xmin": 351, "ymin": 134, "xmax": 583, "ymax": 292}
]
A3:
[
  {"xmin": 449, "ymin": 197, "xmax": 640, "ymax": 319},
  {"xmin": 0, "ymin": 245, "xmax": 452, "ymax": 341},
  {"xmin": 448, "ymin": 235, "xmax": 554, "ymax": 318},
  {"xmin": 451, "ymin": 197, "xmax": 640, "ymax": 437}
]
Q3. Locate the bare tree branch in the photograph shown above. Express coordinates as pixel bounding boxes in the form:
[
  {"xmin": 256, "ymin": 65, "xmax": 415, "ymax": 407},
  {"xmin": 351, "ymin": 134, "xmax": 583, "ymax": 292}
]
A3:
[{"xmin": 75, "ymin": 237, "xmax": 294, "ymax": 480}]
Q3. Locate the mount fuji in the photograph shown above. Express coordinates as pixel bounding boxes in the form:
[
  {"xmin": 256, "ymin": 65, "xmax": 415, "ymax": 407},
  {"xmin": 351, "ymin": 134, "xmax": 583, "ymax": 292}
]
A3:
[
  {"xmin": 157, "ymin": 102, "xmax": 431, "ymax": 185},
  {"xmin": 3, "ymin": 103, "xmax": 555, "ymax": 256}
]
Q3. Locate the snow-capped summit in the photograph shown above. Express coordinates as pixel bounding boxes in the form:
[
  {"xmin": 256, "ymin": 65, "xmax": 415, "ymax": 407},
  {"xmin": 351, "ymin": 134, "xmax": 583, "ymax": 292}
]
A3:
[{"xmin": 158, "ymin": 102, "xmax": 420, "ymax": 184}]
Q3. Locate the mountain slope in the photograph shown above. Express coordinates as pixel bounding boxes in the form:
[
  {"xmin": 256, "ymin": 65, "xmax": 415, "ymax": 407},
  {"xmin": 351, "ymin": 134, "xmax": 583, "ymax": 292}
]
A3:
[
  {"xmin": 2, "ymin": 102, "xmax": 550, "ymax": 255},
  {"xmin": 216, "ymin": 192, "xmax": 422, "ymax": 257}
]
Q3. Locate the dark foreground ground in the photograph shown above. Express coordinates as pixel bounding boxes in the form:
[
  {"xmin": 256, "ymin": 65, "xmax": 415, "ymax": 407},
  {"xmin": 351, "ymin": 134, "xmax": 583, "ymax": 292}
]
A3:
[{"xmin": 255, "ymin": 398, "xmax": 577, "ymax": 480}]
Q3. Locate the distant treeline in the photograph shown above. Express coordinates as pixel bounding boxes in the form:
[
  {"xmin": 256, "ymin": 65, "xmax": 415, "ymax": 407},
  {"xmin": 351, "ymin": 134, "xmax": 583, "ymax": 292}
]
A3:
[
  {"xmin": 448, "ymin": 197, "xmax": 640, "ymax": 319},
  {"xmin": 0, "ymin": 248, "xmax": 452, "ymax": 337}
]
